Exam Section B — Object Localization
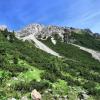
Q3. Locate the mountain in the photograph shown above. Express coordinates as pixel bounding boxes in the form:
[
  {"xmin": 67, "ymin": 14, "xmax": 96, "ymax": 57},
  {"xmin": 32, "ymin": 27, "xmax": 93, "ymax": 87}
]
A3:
[
  {"xmin": 17, "ymin": 24, "xmax": 100, "ymax": 60},
  {"xmin": 0, "ymin": 25, "xmax": 7, "ymax": 31},
  {"xmin": 0, "ymin": 24, "xmax": 100, "ymax": 100}
]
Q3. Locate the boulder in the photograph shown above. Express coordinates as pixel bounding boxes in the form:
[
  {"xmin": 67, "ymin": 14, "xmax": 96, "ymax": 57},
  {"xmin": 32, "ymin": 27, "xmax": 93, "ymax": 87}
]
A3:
[
  {"xmin": 7, "ymin": 98, "xmax": 16, "ymax": 100},
  {"xmin": 21, "ymin": 96, "xmax": 28, "ymax": 100},
  {"xmin": 31, "ymin": 89, "xmax": 41, "ymax": 100}
]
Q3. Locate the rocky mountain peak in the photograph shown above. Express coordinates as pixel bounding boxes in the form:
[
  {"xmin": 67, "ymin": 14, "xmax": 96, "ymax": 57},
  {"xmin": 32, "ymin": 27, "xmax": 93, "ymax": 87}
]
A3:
[
  {"xmin": 17, "ymin": 23, "xmax": 65, "ymax": 39},
  {"xmin": 0, "ymin": 25, "xmax": 7, "ymax": 31}
]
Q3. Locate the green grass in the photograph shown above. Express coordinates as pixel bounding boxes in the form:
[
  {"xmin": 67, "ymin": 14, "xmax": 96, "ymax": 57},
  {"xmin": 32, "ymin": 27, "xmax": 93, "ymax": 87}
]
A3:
[
  {"xmin": 0, "ymin": 30, "xmax": 100, "ymax": 99},
  {"xmin": 18, "ymin": 68, "xmax": 43, "ymax": 82},
  {"xmin": 71, "ymin": 32, "xmax": 100, "ymax": 51},
  {"xmin": 52, "ymin": 79, "xmax": 68, "ymax": 95}
]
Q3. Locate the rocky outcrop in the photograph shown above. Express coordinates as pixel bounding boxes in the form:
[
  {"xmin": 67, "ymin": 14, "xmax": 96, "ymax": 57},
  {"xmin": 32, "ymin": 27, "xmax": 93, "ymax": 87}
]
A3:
[
  {"xmin": 0, "ymin": 25, "xmax": 7, "ymax": 31},
  {"xmin": 16, "ymin": 24, "xmax": 63, "ymax": 57},
  {"xmin": 16, "ymin": 24, "xmax": 65, "ymax": 40},
  {"xmin": 31, "ymin": 89, "xmax": 42, "ymax": 100},
  {"xmin": 94, "ymin": 33, "xmax": 100, "ymax": 38},
  {"xmin": 21, "ymin": 96, "xmax": 28, "ymax": 100}
]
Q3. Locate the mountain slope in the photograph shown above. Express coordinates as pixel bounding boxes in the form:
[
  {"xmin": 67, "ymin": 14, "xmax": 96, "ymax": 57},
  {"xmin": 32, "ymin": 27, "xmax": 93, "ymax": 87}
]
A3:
[
  {"xmin": 0, "ymin": 25, "xmax": 100, "ymax": 100},
  {"xmin": 71, "ymin": 31, "xmax": 100, "ymax": 51},
  {"xmin": 71, "ymin": 44, "xmax": 100, "ymax": 62},
  {"xmin": 20, "ymin": 34, "xmax": 61, "ymax": 57}
]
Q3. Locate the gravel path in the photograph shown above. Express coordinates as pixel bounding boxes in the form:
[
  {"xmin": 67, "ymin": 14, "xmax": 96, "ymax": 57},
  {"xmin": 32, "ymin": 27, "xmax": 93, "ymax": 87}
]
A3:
[
  {"xmin": 72, "ymin": 44, "xmax": 100, "ymax": 62},
  {"xmin": 22, "ymin": 34, "xmax": 61, "ymax": 57}
]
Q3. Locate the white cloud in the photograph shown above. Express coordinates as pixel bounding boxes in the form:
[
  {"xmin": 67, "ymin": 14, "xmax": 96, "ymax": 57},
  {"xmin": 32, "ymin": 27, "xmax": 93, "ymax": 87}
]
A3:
[{"xmin": 82, "ymin": 11, "xmax": 100, "ymax": 22}]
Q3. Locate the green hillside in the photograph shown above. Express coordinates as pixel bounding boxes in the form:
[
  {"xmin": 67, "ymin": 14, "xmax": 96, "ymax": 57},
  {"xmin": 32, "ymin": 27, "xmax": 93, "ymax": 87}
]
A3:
[
  {"xmin": 71, "ymin": 31, "xmax": 100, "ymax": 51},
  {"xmin": 0, "ymin": 29, "xmax": 100, "ymax": 100}
]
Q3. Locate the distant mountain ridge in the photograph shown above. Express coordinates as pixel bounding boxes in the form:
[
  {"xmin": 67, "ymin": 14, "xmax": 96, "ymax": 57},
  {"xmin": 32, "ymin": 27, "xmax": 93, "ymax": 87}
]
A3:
[
  {"xmin": 15, "ymin": 23, "xmax": 100, "ymax": 61},
  {"xmin": 16, "ymin": 23, "xmax": 100, "ymax": 39},
  {"xmin": 0, "ymin": 23, "xmax": 100, "ymax": 38}
]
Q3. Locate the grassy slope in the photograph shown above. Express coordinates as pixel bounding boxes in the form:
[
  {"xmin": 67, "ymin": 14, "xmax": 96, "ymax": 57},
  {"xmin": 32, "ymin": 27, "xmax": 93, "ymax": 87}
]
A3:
[
  {"xmin": 1, "ymin": 30, "xmax": 72, "ymax": 99},
  {"xmin": 41, "ymin": 34, "xmax": 100, "ymax": 99},
  {"xmin": 71, "ymin": 31, "xmax": 100, "ymax": 51},
  {"xmin": 0, "ymin": 30, "xmax": 100, "ymax": 100},
  {"xmin": 0, "ymin": 30, "xmax": 51, "ymax": 99}
]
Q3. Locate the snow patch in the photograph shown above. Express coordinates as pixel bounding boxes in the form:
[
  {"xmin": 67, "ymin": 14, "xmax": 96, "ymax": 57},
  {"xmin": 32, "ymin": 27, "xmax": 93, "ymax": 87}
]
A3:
[
  {"xmin": 51, "ymin": 37, "xmax": 56, "ymax": 45},
  {"xmin": 21, "ymin": 34, "xmax": 61, "ymax": 57}
]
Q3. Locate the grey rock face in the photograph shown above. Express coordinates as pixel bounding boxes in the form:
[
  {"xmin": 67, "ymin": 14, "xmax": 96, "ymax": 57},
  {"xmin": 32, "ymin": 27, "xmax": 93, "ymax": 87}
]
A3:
[{"xmin": 17, "ymin": 24, "xmax": 65, "ymax": 40}]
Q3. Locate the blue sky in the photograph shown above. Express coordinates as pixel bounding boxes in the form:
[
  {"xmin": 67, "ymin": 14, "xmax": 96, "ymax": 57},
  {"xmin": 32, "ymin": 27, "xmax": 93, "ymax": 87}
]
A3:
[{"xmin": 0, "ymin": 0, "xmax": 100, "ymax": 33}]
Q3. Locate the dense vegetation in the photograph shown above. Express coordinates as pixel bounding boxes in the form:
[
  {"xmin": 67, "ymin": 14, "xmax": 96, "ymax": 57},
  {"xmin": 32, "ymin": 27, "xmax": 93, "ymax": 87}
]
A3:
[
  {"xmin": 0, "ymin": 29, "xmax": 100, "ymax": 100},
  {"xmin": 71, "ymin": 31, "xmax": 100, "ymax": 51},
  {"xmin": 41, "ymin": 31, "xmax": 100, "ymax": 99}
]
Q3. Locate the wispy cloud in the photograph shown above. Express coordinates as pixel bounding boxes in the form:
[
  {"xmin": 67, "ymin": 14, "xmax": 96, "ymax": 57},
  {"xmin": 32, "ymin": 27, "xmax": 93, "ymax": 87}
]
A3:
[
  {"xmin": 0, "ymin": 0, "xmax": 100, "ymax": 32},
  {"xmin": 82, "ymin": 11, "xmax": 100, "ymax": 22}
]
